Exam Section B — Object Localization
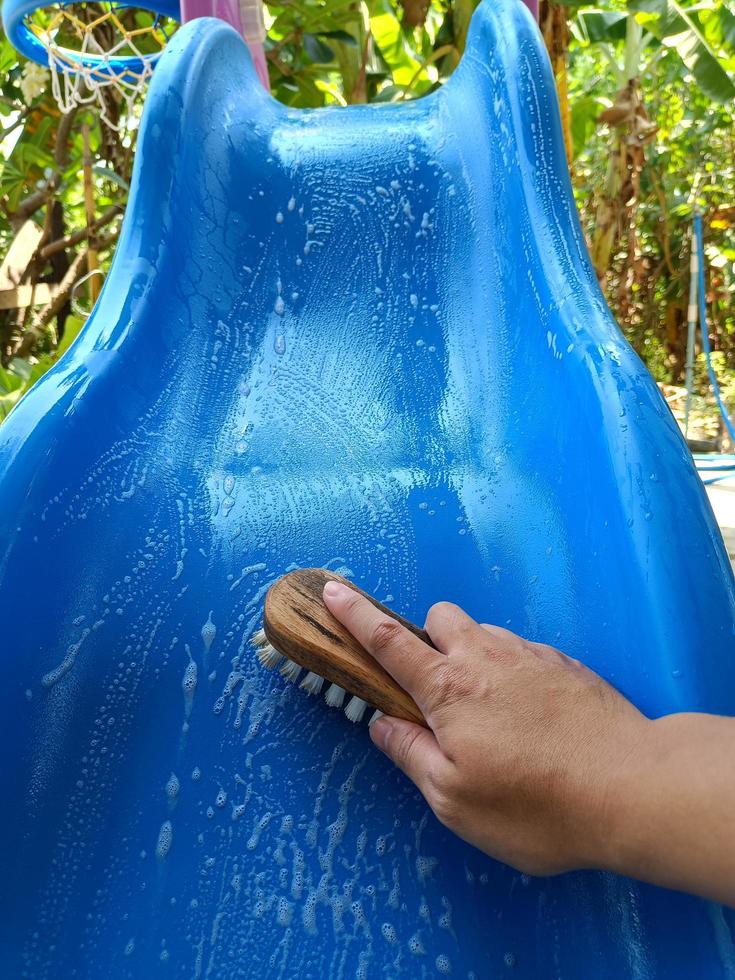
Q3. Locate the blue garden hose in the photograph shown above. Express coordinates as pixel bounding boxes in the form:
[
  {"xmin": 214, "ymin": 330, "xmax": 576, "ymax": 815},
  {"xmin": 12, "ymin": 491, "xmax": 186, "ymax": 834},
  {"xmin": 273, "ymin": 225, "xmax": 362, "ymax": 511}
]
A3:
[
  {"xmin": 695, "ymin": 454, "xmax": 735, "ymax": 472},
  {"xmin": 690, "ymin": 214, "xmax": 735, "ymax": 486}
]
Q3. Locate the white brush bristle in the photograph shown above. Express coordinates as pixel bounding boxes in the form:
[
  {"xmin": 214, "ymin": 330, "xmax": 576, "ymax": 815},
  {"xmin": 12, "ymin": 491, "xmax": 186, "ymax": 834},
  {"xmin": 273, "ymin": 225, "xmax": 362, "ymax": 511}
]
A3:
[
  {"xmin": 300, "ymin": 671, "xmax": 325, "ymax": 695},
  {"xmin": 279, "ymin": 658, "xmax": 301, "ymax": 683},
  {"xmin": 345, "ymin": 696, "xmax": 368, "ymax": 723},
  {"xmin": 256, "ymin": 642, "xmax": 283, "ymax": 670},
  {"xmin": 253, "ymin": 626, "xmax": 373, "ymax": 723},
  {"xmin": 324, "ymin": 684, "xmax": 345, "ymax": 708},
  {"xmin": 252, "ymin": 627, "xmax": 268, "ymax": 648},
  {"xmin": 368, "ymin": 710, "xmax": 384, "ymax": 726}
]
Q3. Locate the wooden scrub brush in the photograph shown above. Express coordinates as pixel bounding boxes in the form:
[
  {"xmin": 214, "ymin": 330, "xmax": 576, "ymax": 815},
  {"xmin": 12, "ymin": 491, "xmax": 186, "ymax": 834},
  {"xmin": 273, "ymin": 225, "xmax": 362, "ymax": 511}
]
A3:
[{"xmin": 252, "ymin": 568, "xmax": 428, "ymax": 727}]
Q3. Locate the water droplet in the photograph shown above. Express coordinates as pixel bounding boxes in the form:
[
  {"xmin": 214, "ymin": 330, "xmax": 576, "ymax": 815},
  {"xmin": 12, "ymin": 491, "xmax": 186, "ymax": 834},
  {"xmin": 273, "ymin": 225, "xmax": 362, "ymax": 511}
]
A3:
[
  {"xmin": 201, "ymin": 613, "xmax": 216, "ymax": 653},
  {"xmin": 156, "ymin": 821, "xmax": 173, "ymax": 860},
  {"xmin": 436, "ymin": 954, "xmax": 452, "ymax": 974},
  {"xmin": 165, "ymin": 772, "xmax": 180, "ymax": 801}
]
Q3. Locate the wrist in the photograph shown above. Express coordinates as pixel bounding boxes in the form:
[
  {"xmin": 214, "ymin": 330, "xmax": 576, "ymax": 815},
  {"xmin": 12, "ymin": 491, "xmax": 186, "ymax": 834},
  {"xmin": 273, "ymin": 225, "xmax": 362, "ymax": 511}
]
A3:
[
  {"xmin": 580, "ymin": 713, "xmax": 659, "ymax": 875},
  {"xmin": 569, "ymin": 710, "xmax": 735, "ymax": 904}
]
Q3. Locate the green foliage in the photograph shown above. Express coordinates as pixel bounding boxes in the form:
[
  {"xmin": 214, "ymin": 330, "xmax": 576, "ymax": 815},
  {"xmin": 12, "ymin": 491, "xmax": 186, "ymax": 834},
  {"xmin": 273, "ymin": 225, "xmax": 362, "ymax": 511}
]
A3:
[
  {"xmin": 574, "ymin": 10, "xmax": 628, "ymax": 44},
  {"xmin": 567, "ymin": 0, "xmax": 735, "ymax": 426},
  {"xmin": 0, "ymin": 316, "xmax": 84, "ymax": 418},
  {"xmin": 0, "ymin": 0, "xmax": 733, "ymax": 434},
  {"xmin": 630, "ymin": 0, "xmax": 735, "ymax": 101},
  {"xmin": 265, "ymin": 0, "xmax": 462, "ymax": 106}
]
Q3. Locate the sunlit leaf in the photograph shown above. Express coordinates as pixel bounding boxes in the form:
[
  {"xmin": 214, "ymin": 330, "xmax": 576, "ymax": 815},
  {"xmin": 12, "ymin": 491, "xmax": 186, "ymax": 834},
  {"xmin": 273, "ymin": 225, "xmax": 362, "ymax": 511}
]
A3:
[
  {"xmin": 92, "ymin": 165, "xmax": 130, "ymax": 191},
  {"xmin": 574, "ymin": 10, "xmax": 628, "ymax": 44},
  {"xmin": 715, "ymin": 6, "xmax": 735, "ymax": 49},
  {"xmin": 0, "ymin": 365, "xmax": 23, "ymax": 394},
  {"xmin": 0, "ymin": 390, "xmax": 22, "ymax": 420},
  {"xmin": 629, "ymin": 0, "xmax": 735, "ymax": 102},
  {"xmin": 571, "ymin": 94, "xmax": 605, "ymax": 156},
  {"xmin": 8, "ymin": 357, "xmax": 32, "ymax": 381},
  {"xmin": 56, "ymin": 316, "xmax": 85, "ymax": 359}
]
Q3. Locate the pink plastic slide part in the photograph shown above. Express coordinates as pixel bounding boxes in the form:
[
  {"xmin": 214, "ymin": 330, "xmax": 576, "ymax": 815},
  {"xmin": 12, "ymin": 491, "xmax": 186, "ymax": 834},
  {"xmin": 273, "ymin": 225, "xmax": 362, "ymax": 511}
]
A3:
[
  {"xmin": 179, "ymin": 0, "xmax": 270, "ymax": 90},
  {"xmin": 248, "ymin": 44, "xmax": 270, "ymax": 89},
  {"xmin": 521, "ymin": 0, "xmax": 539, "ymax": 20}
]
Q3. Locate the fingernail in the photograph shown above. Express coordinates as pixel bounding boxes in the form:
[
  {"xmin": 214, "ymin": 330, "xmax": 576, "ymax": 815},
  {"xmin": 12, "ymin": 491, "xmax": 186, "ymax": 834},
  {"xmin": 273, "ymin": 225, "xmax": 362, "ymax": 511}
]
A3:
[
  {"xmin": 323, "ymin": 580, "xmax": 348, "ymax": 601},
  {"xmin": 369, "ymin": 715, "xmax": 392, "ymax": 747}
]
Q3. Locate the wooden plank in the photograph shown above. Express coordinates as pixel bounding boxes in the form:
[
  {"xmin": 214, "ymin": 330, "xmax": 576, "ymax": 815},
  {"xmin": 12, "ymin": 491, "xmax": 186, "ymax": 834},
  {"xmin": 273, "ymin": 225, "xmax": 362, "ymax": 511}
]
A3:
[
  {"xmin": 0, "ymin": 220, "xmax": 43, "ymax": 290},
  {"xmin": 0, "ymin": 282, "xmax": 55, "ymax": 310}
]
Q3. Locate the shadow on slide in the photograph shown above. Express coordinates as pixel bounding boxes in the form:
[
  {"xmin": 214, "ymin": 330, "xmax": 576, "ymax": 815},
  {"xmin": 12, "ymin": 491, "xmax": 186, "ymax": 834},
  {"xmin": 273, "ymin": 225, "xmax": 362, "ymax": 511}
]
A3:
[{"xmin": 0, "ymin": 0, "xmax": 733, "ymax": 975}]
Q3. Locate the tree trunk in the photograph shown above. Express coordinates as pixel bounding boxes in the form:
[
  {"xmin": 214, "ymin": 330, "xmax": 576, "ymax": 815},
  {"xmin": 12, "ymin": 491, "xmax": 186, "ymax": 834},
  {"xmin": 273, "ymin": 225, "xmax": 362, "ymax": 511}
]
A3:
[
  {"xmin": 591, "ymin": 76, "xmax": 656, "ymax": 284},
  {"xmin": 539, "ymin": 1, "xmax": 572, "ymax": 167}
]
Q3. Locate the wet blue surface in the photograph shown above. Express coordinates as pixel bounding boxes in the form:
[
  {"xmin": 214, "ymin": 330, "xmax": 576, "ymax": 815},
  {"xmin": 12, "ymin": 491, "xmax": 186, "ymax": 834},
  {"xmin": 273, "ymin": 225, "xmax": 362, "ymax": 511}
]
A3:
[{"xmin": 0, "ymin": 1, "xmax": 734, "ymax": 976}]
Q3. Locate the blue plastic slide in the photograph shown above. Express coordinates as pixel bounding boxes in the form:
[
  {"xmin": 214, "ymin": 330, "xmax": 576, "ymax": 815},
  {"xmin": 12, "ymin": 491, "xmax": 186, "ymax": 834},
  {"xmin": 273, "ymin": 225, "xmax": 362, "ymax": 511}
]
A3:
[{"xmin": 1, "ymin": 1, "xmax": 734, "ymax": 975}]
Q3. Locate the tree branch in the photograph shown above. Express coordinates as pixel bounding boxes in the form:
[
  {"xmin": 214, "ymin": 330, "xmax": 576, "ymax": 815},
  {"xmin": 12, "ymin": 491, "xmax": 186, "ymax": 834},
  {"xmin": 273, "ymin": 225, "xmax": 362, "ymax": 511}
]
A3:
[
  {"xmin": 15, "ymin": 228, "xmax": 119, "ymax": 357},
  {"xmin": 39, "ymin": 204, "xmax": 122, "ymax": 259}
]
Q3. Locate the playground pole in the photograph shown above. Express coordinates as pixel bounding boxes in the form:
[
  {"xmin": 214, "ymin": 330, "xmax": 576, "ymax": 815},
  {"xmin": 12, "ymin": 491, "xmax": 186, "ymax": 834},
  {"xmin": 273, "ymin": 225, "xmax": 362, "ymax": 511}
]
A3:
[
  {"xmin": 684, "ymin": 211, "xmax": 699, "ymax": 439},
  {"xmin": 179, "ymin": 0, "xmax": 270, "ymax": 90}
]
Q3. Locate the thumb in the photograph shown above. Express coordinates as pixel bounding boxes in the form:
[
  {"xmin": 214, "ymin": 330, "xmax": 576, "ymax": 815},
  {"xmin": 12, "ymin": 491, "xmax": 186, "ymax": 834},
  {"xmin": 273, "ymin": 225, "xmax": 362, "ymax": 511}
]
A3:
[{"xmin": 370, "ymin": 715, "xmax": 448, "ymax": 793}]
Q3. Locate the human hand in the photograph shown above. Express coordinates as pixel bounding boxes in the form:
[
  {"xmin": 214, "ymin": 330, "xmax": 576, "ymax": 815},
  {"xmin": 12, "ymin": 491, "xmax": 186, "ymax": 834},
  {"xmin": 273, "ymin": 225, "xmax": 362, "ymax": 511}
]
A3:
[{"xmin": 321, "ymin": 580, "xmax": 649, "ymax": 877}]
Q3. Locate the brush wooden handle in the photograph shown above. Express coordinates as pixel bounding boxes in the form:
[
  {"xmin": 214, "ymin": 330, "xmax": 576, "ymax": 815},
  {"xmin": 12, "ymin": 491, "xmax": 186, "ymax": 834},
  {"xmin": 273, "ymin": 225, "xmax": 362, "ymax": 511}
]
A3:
[{"xmin": 263, "ymin": 568, "xmax": 430, "ymax": 726}]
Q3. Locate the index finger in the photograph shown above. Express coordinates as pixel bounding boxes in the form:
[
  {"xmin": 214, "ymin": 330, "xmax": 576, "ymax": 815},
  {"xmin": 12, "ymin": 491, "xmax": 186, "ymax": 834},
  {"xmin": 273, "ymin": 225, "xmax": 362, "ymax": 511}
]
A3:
[{"xmin": 322, "ymin": 580, "xmax": 444, "ymax": 705}]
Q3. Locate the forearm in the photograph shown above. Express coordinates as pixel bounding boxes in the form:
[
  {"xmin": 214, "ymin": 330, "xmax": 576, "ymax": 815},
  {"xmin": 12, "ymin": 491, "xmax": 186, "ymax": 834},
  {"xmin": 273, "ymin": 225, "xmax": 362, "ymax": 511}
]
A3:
[{"xmin": 600, "ymin": 713, "xmax": 735, "ymax": 906}]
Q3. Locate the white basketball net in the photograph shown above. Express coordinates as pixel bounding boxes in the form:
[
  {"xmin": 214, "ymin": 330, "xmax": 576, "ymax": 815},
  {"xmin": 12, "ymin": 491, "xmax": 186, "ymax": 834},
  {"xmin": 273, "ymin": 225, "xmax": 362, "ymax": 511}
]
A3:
[{"xmin": 25, "ymin": 3, "xmax": 177, "ymax": 130}]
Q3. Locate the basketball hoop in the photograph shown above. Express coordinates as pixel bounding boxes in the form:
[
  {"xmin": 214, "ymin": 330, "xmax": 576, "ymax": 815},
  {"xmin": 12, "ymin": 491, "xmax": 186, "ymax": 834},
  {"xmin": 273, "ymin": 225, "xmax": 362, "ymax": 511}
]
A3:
[
  {"xmin": 2, "ymin": 0, "xmax": 180, "ymax": 129},
  {"xmin": 3, "ymin": 0, "xmax": 269, "ymax": 127}
]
